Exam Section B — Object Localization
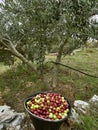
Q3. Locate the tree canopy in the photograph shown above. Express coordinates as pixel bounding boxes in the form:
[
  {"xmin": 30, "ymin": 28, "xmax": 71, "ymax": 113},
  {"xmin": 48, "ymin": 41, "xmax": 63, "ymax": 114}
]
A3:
[{"xmin": 0, "ymin": 0, "xmax": 98, "ymax": 87}]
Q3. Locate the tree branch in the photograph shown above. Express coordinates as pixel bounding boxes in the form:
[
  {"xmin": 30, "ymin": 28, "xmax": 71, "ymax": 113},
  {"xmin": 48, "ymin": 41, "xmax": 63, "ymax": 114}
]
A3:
[{"xmin": 1, "ymin": 38, "xmax": 51, "ymax": 88}]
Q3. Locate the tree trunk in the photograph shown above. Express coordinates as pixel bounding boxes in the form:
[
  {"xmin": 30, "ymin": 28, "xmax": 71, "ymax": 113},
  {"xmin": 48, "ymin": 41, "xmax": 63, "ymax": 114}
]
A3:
[{"xmin": 51, "ymin": 40, "xmax": 68, "ymax": 88}]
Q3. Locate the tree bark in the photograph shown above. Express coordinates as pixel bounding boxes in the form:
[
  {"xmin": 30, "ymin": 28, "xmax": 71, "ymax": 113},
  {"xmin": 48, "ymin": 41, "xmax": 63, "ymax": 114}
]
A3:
[{"xmin": 51, "ymin": 39, "xmax": 68, "ymax": 88}]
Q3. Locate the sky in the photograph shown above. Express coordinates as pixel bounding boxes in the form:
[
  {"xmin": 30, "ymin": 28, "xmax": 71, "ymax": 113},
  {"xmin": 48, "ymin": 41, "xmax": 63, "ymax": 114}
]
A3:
[{"xmin": 0, "ymin": 0, "xmax": 5, "ymax": 3}]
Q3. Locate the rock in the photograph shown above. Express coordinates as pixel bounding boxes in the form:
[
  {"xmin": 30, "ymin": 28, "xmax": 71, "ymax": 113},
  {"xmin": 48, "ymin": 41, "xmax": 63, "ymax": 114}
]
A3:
[
  {"xmin": 74, "ymin": 100, "xmax": 90, "ymax": 114},
  {"xmin": 0, "ymin": 105, "xmax": 17, "ymax": 123},
  {"xmin": 89, "ymin": 95, "xmax": 98, "ymax": 105},
  {"xmin": 0, "ymin": 124, "xmax": 4, "ymax": 130},
  {"xmin": 5, "ymin": 124, "xmax": 15, "ymax": 130},
  {"xmin": 0, "ymin": 105, "xmax": 25, "ymax": 130},
  {"xmin": 11, "ymin": 113, "xmax": 25, "ymax": 126},
  {"xmin": 67, "ymin": 108, "xmax": 81, "ymax": 125},
  {"xmin": 15, "ymin": 125, "xmax": 21, "ymax": 130}
]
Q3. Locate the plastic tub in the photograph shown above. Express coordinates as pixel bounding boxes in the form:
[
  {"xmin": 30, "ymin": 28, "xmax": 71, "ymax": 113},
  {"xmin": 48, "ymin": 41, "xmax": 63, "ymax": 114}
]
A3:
[{"xmin": 24, "ymin": 92, "xmax": 71, "ymax": 130}]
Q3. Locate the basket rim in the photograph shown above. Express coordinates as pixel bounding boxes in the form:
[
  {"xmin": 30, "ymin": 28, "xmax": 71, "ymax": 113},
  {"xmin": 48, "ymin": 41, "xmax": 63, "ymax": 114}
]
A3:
[{"xmin": 24, "ymin": 91, "xmax": 71, "ymax": 123}]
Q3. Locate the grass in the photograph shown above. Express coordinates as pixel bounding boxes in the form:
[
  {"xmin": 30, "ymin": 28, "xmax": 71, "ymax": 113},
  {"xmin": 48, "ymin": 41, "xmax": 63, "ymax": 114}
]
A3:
[
  {"xmin": 75, "ymin": 115, "xmax": 98, "ymax": 130},
  {"xmin": 62, "ymin": 48, "xmax": 98, "ymax": 75},
  {"xmin": 0, "ymin": 48, "xmax": 98, "ymax": 129},
  {"xmin": 0, "ymin": 64, "xmax": 49, "ymax": 111},
  {"xmin": 61, "ymin": 48, "xmax": 98, "ymax": 100},
  {"xmin": 0, "ymin": 63, "xmax": 9, "ymax": 74},
  {"xmin": 0, "ymin": 48, "xmax": 98, "ymax": 102},
  {"xmin": 45, "ymin": 48, "xmax": 98, "ymax": 100},
  {"xmin": 75, "ymin": 103, "xmax": 98, "ymax": 130}
]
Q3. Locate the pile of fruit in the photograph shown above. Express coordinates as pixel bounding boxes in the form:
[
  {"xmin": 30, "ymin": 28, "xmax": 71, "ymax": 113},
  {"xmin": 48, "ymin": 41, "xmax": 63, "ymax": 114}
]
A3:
[{"xmin": 26, "ymin": 92, "xmax": 70, "ymax": 121}]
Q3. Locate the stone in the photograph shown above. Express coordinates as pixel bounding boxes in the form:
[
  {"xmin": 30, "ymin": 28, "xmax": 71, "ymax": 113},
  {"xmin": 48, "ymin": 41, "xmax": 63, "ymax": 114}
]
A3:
[
  {"xmin": 0, "ymin": 124, "xmax": 4, "ymax": 130},
  {"xmin": 89, "ymin": 95, "xmax": 98, "ymax": 105},
  {"xmin": 74, "ymin": 100, "xmax": 90, "ymax": 114},
  {"xmin": 6, "ymin": 124, "xmax": 15, "ymax": 130},
  {"xmin": 0, "ymin": 105, "xmax": 16, "ymax": 123},
  {"xmin": 15, "ymin": 125, "xmax": 21, "ymax": 130},
  {"xmin": 67, "ymin": 108, "xmax": 81, "ymax": 125},
  {"xmin": 0, "ymin": 105, "xmax": 25, "ymax": 130},
  {"xmin": 11, "ymin": 113, "xmax": 25, "ymax": 126}
]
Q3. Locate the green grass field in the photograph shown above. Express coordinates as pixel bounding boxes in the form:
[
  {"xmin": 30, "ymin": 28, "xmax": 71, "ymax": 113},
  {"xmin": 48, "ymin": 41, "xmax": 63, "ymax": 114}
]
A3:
[{"xmin": 0, "ymin": 48, "xmax": 98, "ymax": 101}]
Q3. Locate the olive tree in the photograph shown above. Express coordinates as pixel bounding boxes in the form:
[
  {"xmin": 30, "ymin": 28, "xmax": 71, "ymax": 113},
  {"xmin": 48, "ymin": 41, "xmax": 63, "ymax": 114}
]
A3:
[{"xmin": 0, "ymin": 0, "xmax": 97, "ymax": 88}]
